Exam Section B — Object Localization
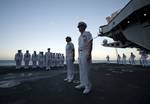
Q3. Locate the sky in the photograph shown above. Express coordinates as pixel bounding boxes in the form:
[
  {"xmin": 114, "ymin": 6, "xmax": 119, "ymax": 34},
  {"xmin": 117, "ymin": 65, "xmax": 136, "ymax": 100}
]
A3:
[{"xmin": 0, "ymin": 0, "xmax": 142, "ymax": 60}]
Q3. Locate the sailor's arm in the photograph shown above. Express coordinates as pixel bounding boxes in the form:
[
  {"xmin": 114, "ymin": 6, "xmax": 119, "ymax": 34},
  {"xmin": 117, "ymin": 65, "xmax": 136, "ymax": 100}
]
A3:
[
  {"xmin": 87, "ymin": 39, "xmax": 93, "ymax": 61},
  {"xmin": 72, "ymin": 48, "xmax": 75, "ymax": 62}
]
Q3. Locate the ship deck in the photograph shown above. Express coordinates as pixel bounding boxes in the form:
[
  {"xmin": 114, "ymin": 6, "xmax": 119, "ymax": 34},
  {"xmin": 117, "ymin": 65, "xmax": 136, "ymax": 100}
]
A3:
[{"xmin": 0, "ymin": 63, "xmax": 150, "ymax": 104}]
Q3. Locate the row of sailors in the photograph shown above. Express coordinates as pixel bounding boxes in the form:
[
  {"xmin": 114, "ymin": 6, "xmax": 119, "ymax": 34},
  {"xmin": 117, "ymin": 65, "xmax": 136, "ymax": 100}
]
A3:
[
  {"xmin": 106, "ymin": 52, "xmax": 149, "ymax": 67},
  {"xmin": 15, "ymin": 48, "xmax": 65, "ymax": 70},
  {"xmin": 116, "ymin": 53, "xmax": 136, "ymax": 65}
]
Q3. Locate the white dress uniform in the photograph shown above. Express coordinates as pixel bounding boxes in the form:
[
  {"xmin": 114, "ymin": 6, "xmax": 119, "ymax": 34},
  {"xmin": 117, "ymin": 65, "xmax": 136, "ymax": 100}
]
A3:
[
  {"xmin": 56, "ymin": 53, "xmax": 60, "ymax": 67},
  {"xmin": 122, "ymin": 54, "xmax": 126, "ymax": 64},
  {"xmin": 61, "ymin": 54, "xmax": 65, "ymax": 67},
  {"xmin": 38, "ymin": 52, "xmax": 44, "ymax": 68},
  {"xmin": 140, "ymin": 52, "xmax": 148, "ymax": 67},
  {"xmin": 32, "ymin": 53, "xmax": 38, "ymax": 68},
  {"xmin": 43, "ymin": 53, "xmax": 46, "ymax": 68},
  {"xmin": 51, "ymin": 53, "xmax": 55, "ymax": 68},
  {"xmin": 106, "ymin": 55, "xmax": 110, "ymax": 64},
  {"xmin": 77, "ymin": 31, "xmax": 93, "ymax": 92},
  {"xmin": 54, "ymin": 53, "xmax": 57, "ymax": 67},
  {"xmin": 58, "ymin": 53, "xmax": 61, "ymax": 67},
  {"xmin": 55, "ymin": 53, "xmax": 59, "ymax": 67},
  {"xmin": 59, "ymin": 54, "xmax": 62, "ymax": 67},
  {"xmin": 15, "ymin": 51, "xmax": 23, "ymax": 69},
  {"xmin": 65, "ymin": 42, "xmax": 75, "ymax": 82},
  {"xmin": 130, "ymin": 53, "xmax": 136, "ymax": 65},
  {"xmin": 45, "ymin": 51, "xmax": 52, "ymax": 70},
  {"xmin": 24, "ymin": 52, "xmax": 31, "ymax": 69},
  {"xmin": 117, "ymin": 54, "xmax": 121, "ymax": 64}
]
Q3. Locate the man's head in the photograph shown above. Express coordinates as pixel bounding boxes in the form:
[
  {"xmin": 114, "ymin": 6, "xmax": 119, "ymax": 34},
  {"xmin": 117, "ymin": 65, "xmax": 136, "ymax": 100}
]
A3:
[
  {"xmin": 26, "ymin": 50, "xmax": 29, "ymax": 53},
  {"xmin": 34, "ymin": 51, "xmax": 36, "ymax": 54},
  {"xmin": 48, "ymin": 48, "xmax": 50, "ymax": 52},
  {"xmin": 66, "ymin": 36, "xmax": 71, "ymax": 42},
  {"xmin": 77, "ymin": 22, "xmax": 87, "ymax": 33},
  {"xmin": 18, "ymin": 50, "xmax": 21, "ymax": 53}
]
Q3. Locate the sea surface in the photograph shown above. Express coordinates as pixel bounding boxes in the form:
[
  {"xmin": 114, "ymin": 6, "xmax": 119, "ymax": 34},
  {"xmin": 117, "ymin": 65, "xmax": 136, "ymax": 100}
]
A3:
[{"xmin": 0, "ymin": 60, "xmax": 150, "ymax": 66}]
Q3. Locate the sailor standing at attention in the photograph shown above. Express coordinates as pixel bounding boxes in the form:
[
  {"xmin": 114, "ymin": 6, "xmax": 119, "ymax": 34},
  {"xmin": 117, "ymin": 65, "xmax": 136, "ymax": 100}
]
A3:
[
  {"xmin": 51, "ymin": 53, "xmax": 55, "ymax": 68},
  {"xmin": 117, "ymin": 54, "xmax": 121, "ymax": 64},
  {"xmin": 32, "ymin": 51, "xmax": 38, "ymax": 69},
  {"xmin": 60, "ymin": 54, "xmax": 65, "ymax": 67},
  {"xmin": 45, "ymin": 48, "xmax": 52, "ymax": 70},
  {"xmin": 140, "ymin": 51, "xmax": 148, "ymax": 67},
  {"xmin": 24, "ymin": 50, "xmax": 31, "ymax": 69},
  {"xmin": 64, "ymin": 36, "xmax": 75, "ymax": 83},
  {"xmin": 130, "ymin": 52, "xmax": 136, "ymax": 65},
  {"xmin": 106, "ymin": 55, "xmax": 110, "ymax": 64},
  {"xmin": 15, "ymin": 50, "xmax": 23, "ymax": 69},
  {"xmin": 38, "ymin": 52, "xmax": 44, "ymax": 69},
  {"xmin": 122, "ymin": 53, "xmax": 127, "ymax": 64},
  {"xmin": 75, "ymin": 22, "xmax": 93, "ymax": 94}
]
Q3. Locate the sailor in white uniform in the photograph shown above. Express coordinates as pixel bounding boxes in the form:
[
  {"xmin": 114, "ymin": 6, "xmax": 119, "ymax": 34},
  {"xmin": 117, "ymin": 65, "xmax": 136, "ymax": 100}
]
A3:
[
  {"xmin": 44, "ymin": 52, "xmax": 46, "ymax": 68},
  {"xmin": 32, "ymin": 51, "xmax": 38, "ymax": 69},
  {"xmin": 51, "ymin": 53, "xmax": 54, "ymax": 68},
  {"xmin": 15, "ymin": 50, "xmax": 23, "ymax": 69},
  {"xmin": 45, "ymin": 48, "xmax": 52, "ymax": 70},
  {"xmin": 61, "ymin": 54, "xmax": 65, "ymax": 67},
  {"xmin": 55, "ymin": 53, "xmax": 59, "ymax": 67},
  {"xmin": 140, "ymin": 51, "xmax": 148, "ymax": 67},
  {"xmin": 64, "ymin": 36, "xmax": 75, "ymax": 83},
  {"xmin": 57, "ymin": 53, "xmax": 61, "ymax": 67},
  {"xmin": 130, "ymin": 52, "xmax": 136, "ymax": 65},
  {"xmin": 58, "ymin": 53, "xmax": 62, "ymax": 67},
  {"xmin": 117, "ymin": 54, "xmax": 121, "ymax": 64},
  {"xmin": 54, "ymin": 53, "xmax": 56, "ymax": 67},
  {"xmin": 75, "ymin": 22, "xmax": 93, "ymax": 94},
  {"xmin": 24, "ymin": 50, "xmax": 31, "ymax": 69},
  {"xmin": 122, "ymin": 53, "xmax": 127, "ymax": 64},
  {"xmin": 106, "ymin": 55, "xmax": 110, "ymax": 64},
  {"xmin": 38, "ymin": 52, "xmax": 44, "ymax": 69}
]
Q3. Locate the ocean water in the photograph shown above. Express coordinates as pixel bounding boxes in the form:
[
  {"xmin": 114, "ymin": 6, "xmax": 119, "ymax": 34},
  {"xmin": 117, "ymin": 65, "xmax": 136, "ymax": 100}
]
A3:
[
  {"xmin": 0, "ymin": 60, "xmax": 16, "ymax": 66},
  {"xmin": 0, "ymin": 60, "xmax": 149, "ymax": 66}
]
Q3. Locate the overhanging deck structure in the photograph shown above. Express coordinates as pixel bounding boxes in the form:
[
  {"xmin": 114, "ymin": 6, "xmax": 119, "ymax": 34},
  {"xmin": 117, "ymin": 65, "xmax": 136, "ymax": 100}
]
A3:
[{"xmin": 99, "ymin": 0, "xmax": 150, "ymax": 53}]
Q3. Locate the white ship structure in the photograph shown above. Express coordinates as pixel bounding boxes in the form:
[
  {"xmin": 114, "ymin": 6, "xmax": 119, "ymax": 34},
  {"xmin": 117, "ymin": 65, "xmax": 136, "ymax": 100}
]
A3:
[{"xmin": 99, "ymin": 0, "xmax": 150, "ymax": 53}]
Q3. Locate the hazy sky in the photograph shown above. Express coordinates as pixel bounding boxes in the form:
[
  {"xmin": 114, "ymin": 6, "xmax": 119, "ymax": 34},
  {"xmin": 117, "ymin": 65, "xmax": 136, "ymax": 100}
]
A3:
[{"xmin": 0, "ymin": 0, "xmax": 141, "ymax": 60}]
